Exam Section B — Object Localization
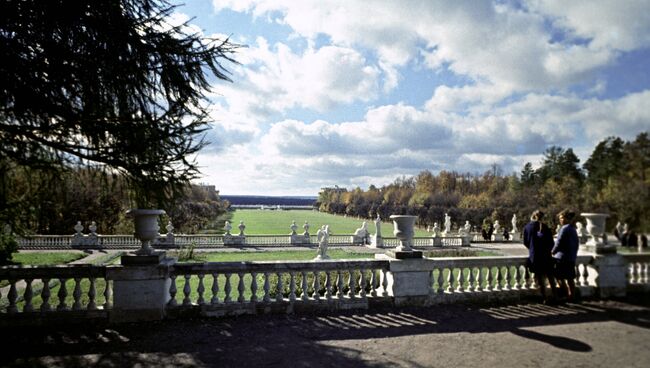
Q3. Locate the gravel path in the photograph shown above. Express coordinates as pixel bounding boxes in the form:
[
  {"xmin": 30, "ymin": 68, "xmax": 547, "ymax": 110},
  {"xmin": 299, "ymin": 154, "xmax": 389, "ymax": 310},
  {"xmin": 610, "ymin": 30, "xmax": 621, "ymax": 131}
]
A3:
[{"xmin": 2, "ymin": 297, "xmax": 649, "ymax": 367}]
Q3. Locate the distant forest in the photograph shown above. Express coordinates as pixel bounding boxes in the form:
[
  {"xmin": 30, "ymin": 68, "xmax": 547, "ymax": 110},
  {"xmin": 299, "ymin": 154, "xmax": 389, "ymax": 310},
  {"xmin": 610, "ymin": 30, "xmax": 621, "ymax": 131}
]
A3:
[
  {"xmin": 222, "ymin": 195, "xmax": 317, "ymax": 206},
  {"xmin": 317, "ymin": 133, "xmax": 650, "ymax": 233}
]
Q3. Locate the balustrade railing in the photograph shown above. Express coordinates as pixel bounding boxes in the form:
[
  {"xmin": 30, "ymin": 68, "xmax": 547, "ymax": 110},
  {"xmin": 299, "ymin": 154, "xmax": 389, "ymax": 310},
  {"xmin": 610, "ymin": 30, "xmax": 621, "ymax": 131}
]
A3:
[
  {"xmin": 623, "ymin": 254, "xmax": 650, "ymax": 288},
  {"xmin": 0, "ymin": 265, "xmax": 112, "ymax": 316},
  {"xmin": 167, "ymin": 259, "xmax": 391, "ymax": 314}
]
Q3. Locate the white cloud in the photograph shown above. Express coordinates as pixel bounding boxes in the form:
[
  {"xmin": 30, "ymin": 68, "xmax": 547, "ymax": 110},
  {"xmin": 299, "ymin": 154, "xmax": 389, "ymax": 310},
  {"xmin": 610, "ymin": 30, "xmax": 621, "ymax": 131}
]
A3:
[
  {"xmin": 212, "ymin": 37, "xmax": 381, "ymax": 119},
  {"xmin": 214, "ymin": 0, "xmax": 649, "ymax": 92}
]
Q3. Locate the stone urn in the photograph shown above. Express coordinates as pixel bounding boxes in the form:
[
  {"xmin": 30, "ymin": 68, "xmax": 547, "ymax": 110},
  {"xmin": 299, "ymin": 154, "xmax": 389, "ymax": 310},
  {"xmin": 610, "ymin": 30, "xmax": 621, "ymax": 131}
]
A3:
[
  {"xmin": 581, "ymin": 212, "xmax": 613, "ymax": 253},
  {"xmin": 127, "ymin": 209, "xmax": 165, "ymax": 255},
  {"xmin": 390, "ymin": 215, "xmax": 416, "ymax": 252}
]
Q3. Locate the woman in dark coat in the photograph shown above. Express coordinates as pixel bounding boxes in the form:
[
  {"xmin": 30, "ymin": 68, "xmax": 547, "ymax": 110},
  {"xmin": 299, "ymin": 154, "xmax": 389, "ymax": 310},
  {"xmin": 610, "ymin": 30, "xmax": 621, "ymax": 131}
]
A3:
[
  {"xmin": 552, "ymin": 209, "xmax": 580, "ymax": 302},
  {"xmin": 523, "ymin": 210, "xmax": 557, "ymax": 303}
]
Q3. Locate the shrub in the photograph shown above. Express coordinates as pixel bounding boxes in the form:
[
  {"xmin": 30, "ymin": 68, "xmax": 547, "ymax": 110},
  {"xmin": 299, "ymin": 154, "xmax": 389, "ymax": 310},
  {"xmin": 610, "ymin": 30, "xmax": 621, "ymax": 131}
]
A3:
[{"xmin": 0, "ymin": 232, "xmax": 19, "ymax": 264}]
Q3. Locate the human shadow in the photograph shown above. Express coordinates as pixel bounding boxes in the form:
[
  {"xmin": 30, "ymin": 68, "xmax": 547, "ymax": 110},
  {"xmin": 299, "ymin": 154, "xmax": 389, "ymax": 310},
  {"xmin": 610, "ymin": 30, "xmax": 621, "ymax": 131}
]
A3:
[{"xmin": 510, "ymin": 328, "xmax": 592, "ymax": 352}]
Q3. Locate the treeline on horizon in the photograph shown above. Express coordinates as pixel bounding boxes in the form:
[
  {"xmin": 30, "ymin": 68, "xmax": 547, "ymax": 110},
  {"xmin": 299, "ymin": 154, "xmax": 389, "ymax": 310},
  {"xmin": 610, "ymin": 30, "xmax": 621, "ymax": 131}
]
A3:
[
  {"xmin": 317, "ymin": 133, "xmax": 650, "ymax": 233},
  {"xmin": 0, "ymin": 164, "xmax": 228, "ymax": 235}
]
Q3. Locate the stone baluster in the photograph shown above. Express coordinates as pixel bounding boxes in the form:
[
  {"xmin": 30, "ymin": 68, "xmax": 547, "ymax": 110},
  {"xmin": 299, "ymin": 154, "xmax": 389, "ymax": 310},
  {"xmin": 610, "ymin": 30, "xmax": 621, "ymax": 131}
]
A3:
[
  {"xmin": 325, "ymin": 271, "xmax": 333, "ymax": 301},
  {"xmin": 88, "ymin": 277, "xmax": 97, "ymax": 310},
  {"xmin": 103, "ymin": 280, "xmax": 112, "ymax": 310},
  {"xmin": 182, "ymin": 275, "xmax": 191, "ymax": 306},
  {"xmin": 348, "ymin": 269, "xmax": 356, "ymax": 298},
  {"xmin": 436, "ymin": 268, "xmax": 444, "ymax": 293},
  {"xmin": 523, "ymin": 268, "xmax": 532, "ymax": 289},
  {"xmin": 644, "ymin": 263, "xmax": 649, "ymax": 284},
  {"xmin": 503, "ymin": 266, "xmax": 511, "ymax": 291},
  {"xmin": 23, "ymin": 279, "xmax": 33, "ymax": 312},
  {"xmin": 446, "ymin": 268, "xmax": 454, "ymax": 293},
  {"xmin": 456, "ymin": 268, "xmax": 464, "ymax": 292},
  {"xmin": 7, "ymin": 280, "xmax": 18, "ymax": 314},
  {"xmin": 468, "ymin": 268, "xmax": 475, "ymax": 292},
  {"xmin": 224, "ymin": 273, "xmax": 232, "ymax": 303},
  {"xmin": 168, "ymin": 275, "xmax": 178, "ymax": 306},
  {"xmin": 275, "ymin": 272, "xmax": 283, "ymax": 302},
  {"xmin": 381, "ymin": 270, "xmax": 389, "ymax": 297},
  {"xmin": 476, "ymin": 267, "xmax": 484, "ymax": 292},
  {"xmin": 301, "ymin": 271, "xmax": 309, "ymax": 301},
  {"xmin": 263, "ymin": 272, "xmax": 271, "ymax": 302},
  {"xmin": 577, "ymin": 263, "xmax": 588, "ymax": 286},
  {"xmin": 250, "ymin": 272, "xmax": 258, "ymax": 302},
  {"xmin": 495, "ymin": 267, "xmax": 503, "ymax": 291},
  {"xmin": 57, "ymin": 278, "xmax": 68, "ymax": 311},
  {"xmin": 512, "ymin": 266, "xmax": 520, "ymax": 290},
  {"xmin": 370, "ymin": 270, "xmax": 378, "ymax": 297},
  {"xmin": 359, "ymin": 269, "xmax": 367, "ymax": 299},
  {"xmin": 530, "ymin": 269, "xmax": 538, "ymax": 289},
  {"xmin": 197, "ymin": 273, "xmax": 205, "ymax": 305},
  {"xmin": 237, "ymin": 272, "xmax": 245, "ymax": 303},
  {"xmin": 211, "ymin": 273, "xmax": 220, "ymax": 304},
  {"xmin": 72, "ymin": 278, "xmax": 82, "ymax": 310},
  {"xmin": 289, "ymin": 272, "xmax": 297, "ymax": 302},
  {"xmin": 313, "ymin": 271, "xmax": 321, "ymax": 301},
  {"xmin": 41, "ymin": 278, "xmax": 51, "ymax": 312},
  {"xmin": 336, "ymin": 270, "xmax": 344, "ymax": 298},
  {"xmin": 486, "ymin": 267, "xmax": 494, "ymax": 291}
]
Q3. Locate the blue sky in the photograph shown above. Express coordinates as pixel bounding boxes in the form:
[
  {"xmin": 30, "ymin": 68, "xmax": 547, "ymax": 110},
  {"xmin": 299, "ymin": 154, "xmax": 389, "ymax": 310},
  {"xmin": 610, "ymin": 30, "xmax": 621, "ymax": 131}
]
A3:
[{"xmin": 173, "ymin": 0, "xmax": 650, "ymax": 195}]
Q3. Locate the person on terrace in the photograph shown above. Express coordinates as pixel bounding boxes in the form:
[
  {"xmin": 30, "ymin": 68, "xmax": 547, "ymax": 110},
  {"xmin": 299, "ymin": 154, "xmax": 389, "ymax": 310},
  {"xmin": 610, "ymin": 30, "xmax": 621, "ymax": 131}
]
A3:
[
  {"xmin": 523, "ymin": 210, "xmax": 557, "ymax": 304},
  {"xmin": 552, "ymin": 209, "xmax": 580, "ymax": 303}
]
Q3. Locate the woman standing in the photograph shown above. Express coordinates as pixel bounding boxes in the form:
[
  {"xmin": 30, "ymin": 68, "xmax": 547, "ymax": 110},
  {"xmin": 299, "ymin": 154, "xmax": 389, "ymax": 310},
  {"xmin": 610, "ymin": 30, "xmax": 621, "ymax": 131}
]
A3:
[
  {"xmin": 523, "ymin": 210, "xmax": 557, "ymax": 303},
  {"xmin": 552, "ymin": 209, "xmax": 580, "ymax": 302}
]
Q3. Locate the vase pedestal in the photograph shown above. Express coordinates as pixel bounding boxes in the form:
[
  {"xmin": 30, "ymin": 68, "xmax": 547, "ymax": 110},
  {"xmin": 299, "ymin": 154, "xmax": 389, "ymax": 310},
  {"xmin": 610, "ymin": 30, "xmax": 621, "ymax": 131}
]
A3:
[{"xmin": 387, "ymin": 250, "xmax": 423, "ymax": 259}]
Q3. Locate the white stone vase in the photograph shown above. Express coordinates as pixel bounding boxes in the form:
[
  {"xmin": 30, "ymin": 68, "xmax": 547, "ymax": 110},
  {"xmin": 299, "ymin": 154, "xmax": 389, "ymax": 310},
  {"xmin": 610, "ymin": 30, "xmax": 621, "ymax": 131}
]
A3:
[
  {"xmin": 390, "ymin": 215, "xmax": 416, "ymax": 252},
  {"xmin": 581, "ymin": 213, "xmax": 609, "ymax": 247},
  {"xmin": 127, "ymin": 209, "xmax": 165, "ymax": 255}
]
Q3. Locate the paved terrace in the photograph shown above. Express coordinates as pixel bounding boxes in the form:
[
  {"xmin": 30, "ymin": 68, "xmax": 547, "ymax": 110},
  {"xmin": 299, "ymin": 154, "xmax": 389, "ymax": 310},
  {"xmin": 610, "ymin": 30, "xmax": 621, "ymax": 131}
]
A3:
[{"xmin": 1, "ymin": 296, "xmax": 649, "ymax": 368}]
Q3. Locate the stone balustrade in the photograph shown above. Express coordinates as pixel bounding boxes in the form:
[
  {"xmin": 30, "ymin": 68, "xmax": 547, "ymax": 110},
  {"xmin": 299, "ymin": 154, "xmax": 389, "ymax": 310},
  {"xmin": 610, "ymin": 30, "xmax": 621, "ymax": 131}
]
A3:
[
  {"xmin": 0, "ymin": 265, "xmax": 112, "ymax": 324},
  {"xmin": 2, "ymin": 253, "xmax": 648, "ymax": 325},
  {"xmin": 167, "ymin": 259, "xmax": 390, "ymax": 317}
]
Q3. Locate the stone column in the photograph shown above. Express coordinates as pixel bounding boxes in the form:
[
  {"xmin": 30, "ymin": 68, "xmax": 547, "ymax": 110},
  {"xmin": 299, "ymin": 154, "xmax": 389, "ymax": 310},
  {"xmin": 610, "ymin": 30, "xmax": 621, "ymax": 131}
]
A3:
[{"xmin": 593, "ymin": 254, "xmax": 627, "ymax": 298}]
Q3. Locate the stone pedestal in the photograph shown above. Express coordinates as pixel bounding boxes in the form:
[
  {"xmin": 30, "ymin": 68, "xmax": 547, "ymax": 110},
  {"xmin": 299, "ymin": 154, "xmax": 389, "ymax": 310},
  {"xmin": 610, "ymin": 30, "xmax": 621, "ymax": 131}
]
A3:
[
  {"xmin": 378, "ymin": 254, "xmax": 432, "ymax": 306},
  {"xmin": 593, "ymin": 254, "xmax": 627, "ymax": 298},
  {"xmin": 109, "ymin": 256, "xmax": 173, "ymax": 323},
  {"xmin": 370, "ymin": 234, "xmax": 384, "ymax": 248},
  {"xmin": 491, "ymin": 233, "xmax": 503, "ymax": 242}
]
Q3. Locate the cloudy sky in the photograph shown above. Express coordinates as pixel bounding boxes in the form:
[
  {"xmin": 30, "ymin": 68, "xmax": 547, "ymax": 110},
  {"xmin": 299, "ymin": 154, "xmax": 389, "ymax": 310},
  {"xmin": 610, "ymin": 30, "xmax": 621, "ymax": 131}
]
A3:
[{"xmin": 178, "ymin": 0, "xmax": 650, "ymax": 196}]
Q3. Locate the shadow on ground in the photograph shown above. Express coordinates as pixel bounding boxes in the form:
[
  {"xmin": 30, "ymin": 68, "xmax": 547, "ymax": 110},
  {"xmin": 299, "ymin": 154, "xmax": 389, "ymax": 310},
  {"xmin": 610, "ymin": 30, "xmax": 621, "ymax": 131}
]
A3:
[{"xmin": 1, "ymin": 296, "xmax": 649, "ymax": 367}]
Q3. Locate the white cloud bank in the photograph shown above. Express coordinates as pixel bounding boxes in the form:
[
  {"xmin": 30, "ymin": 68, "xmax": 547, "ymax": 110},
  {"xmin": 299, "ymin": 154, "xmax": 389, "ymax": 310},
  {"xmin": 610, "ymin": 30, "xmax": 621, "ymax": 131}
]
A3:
[{"xmin": 200, "ymin": 0, "xmax": 650, "ymax": 194}]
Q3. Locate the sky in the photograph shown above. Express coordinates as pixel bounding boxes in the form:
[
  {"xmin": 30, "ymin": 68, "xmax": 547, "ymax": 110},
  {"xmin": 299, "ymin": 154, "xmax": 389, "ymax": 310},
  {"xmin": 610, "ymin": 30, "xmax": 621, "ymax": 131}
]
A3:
[{"xmin": 175, "ymin": 0, "xmax": 650, "ymax": 196}]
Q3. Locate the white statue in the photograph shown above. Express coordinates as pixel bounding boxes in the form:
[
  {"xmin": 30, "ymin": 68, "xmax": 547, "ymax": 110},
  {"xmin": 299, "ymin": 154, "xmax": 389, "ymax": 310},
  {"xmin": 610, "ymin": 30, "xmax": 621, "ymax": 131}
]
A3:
[
  {"xmin": 303, "ymin": 221, "xmax": 310, "ymax": 236},
  {"xmin": 511, "ymin": 214, "xmax": 517, "ymax": 232},
  {"xmin": 463, "ymin": 220, "xmax": 471, "ymax": 234},
  {"xmin": 354, "ymin": 221, "xmax": 369, "ymax": 238},
  {"xmin": 555, "ymin": 224, "xmax": 561, "ymax": 235},
  {"xmin": 576, "ymin": 221, "xmax": 585, "ymax": 236},
  {"xmin": 224, "ymin": 221, "xmax": 232, "ymax": 235},
  {"xmin": 432, "ymin": 222, "xmax": 440, "ymax": 237},
  {"xmin": 493, "ymin": 220, "xmax": 500, "ymax": 235},
  {"xmin": 615, "ymin": 221, "xmax": 624, "ymax": 237},
  {"xmin": 290, "ymin": 220, "xmax": 298, "ymax": 235},
  {"xmin": 315, "ymin": 225, "xmax": 330, "ymax": 260},
  {"xmin": 443, "ymin": 213, "xmax": 451, "ymax": 235},
  {"xmin": 374, "ymin": 215, "xmax": 382, "ymax": 237}
]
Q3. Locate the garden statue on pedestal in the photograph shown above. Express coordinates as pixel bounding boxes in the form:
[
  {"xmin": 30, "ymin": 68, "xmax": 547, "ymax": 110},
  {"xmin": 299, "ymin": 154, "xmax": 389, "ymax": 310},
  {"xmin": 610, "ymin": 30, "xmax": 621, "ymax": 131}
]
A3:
[
  {"xmin": 315, "ymin": 225, "xmax": 330, "ymax": 260},
  {"xmin": 491, "ymin": 220, "xmax": 503, "ymax": 241},
  {"xmin": 371, "ymin": 215, "xmax": 384, "ymax": 248},
  {"xmin": 352, "ymin": 221, "xmax": 369, "ymax": 245},
  {"xmin": 442, "ymin": 213, "xmax": 451, "ymax": 236}
]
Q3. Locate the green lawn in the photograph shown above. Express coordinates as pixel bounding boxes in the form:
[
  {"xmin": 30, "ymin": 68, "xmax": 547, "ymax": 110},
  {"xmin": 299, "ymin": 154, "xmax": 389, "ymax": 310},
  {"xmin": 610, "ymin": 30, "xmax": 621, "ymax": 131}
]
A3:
[
  {"xmin": 7, "ymin": 251, "xmax": 87, "ymax": 266},
  {"xmin": 223, "ymin": 209, "xmax": 431, "ymax": 236},
  {"xmin": 169, "ymin": 249, "xmax": 374, "ymax": 262}
]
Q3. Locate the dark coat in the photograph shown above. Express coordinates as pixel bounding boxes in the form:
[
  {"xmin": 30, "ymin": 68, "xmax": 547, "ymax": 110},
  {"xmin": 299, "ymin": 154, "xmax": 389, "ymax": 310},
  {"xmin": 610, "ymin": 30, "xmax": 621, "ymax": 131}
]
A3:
[{"xmin": 523, "ymin": 221, "xmax": 554, "ymax": 274}]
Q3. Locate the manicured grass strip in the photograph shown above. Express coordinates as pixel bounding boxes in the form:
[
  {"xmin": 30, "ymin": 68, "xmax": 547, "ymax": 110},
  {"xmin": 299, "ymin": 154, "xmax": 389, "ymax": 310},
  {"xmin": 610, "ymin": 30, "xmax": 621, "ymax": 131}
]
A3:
[
  {"xmin": 170, "ymin": 249, "xmax": 375, "ymax": 262},
  {"xmin": 225, "ymin": 209, "xmax": 431, "ymax": 236},
  {"xmin": 6, "ymin": 251, "xmax": 87, "ymax": 266}
]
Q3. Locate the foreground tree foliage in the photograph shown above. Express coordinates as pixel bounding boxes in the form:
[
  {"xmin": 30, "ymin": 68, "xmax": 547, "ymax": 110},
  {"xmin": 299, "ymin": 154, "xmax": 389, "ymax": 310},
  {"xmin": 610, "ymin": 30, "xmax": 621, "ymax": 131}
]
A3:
[
  {"xmin": 318, "ymin": 133, "xmax": 650, "ymax": 233},
  {"xmin": 0, "ymin": 0, "xmax": 238, "ymax": 211}
]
